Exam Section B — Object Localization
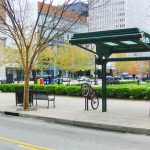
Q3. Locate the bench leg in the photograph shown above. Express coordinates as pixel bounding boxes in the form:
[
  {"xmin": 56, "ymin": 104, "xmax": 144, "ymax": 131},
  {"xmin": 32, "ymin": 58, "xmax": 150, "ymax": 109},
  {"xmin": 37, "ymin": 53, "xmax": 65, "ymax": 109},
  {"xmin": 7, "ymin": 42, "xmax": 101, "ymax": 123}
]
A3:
[
  {"xmin": 47, "ymin": 100, "xmax": 49, "ymax": 108},
  {"xmin": 53, "ymin": 94, "xmax": 55, "ymax": 107},
  {"xmin": 53, "ymin": 100, "xmax": 55, "ymax": 107},
  {"xmin": 36, "ymin": 100, "xmax": 37, "ymax": 106}
]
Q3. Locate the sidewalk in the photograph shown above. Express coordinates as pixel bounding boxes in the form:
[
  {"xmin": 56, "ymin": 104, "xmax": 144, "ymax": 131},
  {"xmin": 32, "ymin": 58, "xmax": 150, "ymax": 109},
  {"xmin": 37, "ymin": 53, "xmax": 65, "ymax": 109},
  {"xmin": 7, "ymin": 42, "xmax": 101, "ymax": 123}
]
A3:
[{"xmin": 1, "ymin": 92, "xmax": 150, "ymax": 135}]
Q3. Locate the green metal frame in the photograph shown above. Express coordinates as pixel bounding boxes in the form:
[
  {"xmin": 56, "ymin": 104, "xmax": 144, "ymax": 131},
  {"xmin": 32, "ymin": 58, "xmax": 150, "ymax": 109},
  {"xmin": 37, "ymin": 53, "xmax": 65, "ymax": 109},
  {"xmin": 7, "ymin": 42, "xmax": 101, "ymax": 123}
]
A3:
[{"xmin": 69, "ymin": 28, "xmax": 150, "ymax": 112}]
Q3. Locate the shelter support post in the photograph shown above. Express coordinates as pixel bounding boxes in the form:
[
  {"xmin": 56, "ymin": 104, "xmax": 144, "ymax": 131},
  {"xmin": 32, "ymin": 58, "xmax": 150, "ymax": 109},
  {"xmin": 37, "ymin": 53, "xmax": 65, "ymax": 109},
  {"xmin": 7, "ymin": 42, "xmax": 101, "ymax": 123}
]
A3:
[{"xmin": 102, "ymin": 61, "xmax": 107, "ymax": 112}]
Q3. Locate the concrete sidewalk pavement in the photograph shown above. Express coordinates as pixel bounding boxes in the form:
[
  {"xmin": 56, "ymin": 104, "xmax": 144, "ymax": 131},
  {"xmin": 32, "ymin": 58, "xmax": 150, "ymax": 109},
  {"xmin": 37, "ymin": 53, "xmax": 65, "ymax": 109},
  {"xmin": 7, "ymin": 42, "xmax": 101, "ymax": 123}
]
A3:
[{"xmin": 1, "ymin": 92, "xmax": 150, "ymax": 135}]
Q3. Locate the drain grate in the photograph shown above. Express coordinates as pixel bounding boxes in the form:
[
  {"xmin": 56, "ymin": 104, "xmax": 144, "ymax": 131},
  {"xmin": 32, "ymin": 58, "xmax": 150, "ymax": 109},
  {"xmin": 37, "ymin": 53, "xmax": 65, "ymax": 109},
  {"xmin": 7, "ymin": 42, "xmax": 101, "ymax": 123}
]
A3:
[{"xmin": 4, "ymin": 111, "xmax": 19, "ymax": 116}]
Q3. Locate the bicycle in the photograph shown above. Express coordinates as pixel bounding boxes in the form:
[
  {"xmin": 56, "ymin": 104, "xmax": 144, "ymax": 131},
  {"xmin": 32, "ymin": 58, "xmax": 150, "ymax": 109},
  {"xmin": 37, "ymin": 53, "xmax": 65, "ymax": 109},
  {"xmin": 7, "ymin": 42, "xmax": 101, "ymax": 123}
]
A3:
[{"xmin": 81, "ymin": 83, "xmax": 99, "ymax": 110}]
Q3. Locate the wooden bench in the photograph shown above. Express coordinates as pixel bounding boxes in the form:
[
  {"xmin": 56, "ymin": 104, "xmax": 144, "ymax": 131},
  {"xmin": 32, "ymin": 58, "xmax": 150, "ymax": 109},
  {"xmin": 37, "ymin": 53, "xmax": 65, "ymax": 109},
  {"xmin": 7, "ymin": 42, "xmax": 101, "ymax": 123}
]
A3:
[{"xmin": 31, "ymin": 90, "xmax": 55, "ymax": 108}]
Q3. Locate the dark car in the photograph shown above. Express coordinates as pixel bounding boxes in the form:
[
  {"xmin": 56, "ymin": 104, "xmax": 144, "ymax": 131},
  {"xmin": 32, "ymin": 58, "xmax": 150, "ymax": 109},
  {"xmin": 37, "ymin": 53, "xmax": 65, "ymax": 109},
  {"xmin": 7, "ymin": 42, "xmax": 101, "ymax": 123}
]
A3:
[
  {"xmin": 106, "ymin": 75, "xmax": 114, "ymax": 80},
  {"xmin": 142, "ymin": 75, "xmax": 150, "ymax": 81},
  {"xmin": 114, "ymin": 76, "xmax": 122, "ymax": 80}
]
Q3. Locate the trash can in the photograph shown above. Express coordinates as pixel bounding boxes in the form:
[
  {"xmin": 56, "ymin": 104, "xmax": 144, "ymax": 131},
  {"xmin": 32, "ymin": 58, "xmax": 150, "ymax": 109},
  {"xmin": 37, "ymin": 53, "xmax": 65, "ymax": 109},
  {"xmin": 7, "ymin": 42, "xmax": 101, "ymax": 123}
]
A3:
[
  {"xmin": 37, "ymin": 78, "xmax": 40, "ymax": 84},
  {"xmin": 44, "ymin": 78, "xmax": 50, "ymax": 85},
  {"xmin": 47, "ymin": 78, "xmax": 50, "ymax": 84},
  {"xmin": 44, "ymin": 78, "xmax": 47, "ymax": 84},
  {"xmin": 16, "ymin": 87, "xmax": 33, "ymax": 106},
  {"xmin": 40, "ymin": 78, "xmax": 44, "ymax": 85}
]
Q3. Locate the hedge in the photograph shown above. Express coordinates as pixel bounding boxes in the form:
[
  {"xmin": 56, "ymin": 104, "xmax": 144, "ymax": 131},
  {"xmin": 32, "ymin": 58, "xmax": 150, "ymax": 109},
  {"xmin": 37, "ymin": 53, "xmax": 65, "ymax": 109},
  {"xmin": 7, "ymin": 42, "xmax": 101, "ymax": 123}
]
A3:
[
  {"xmin": 145, "ymin": 80, "xmax": 150, "ymax": 83},
  {"xmin": 107, "ymin": 80, "xmax": 138, "ymax": 85},
  {"xmin": 1, "ymin": 83, "xmax": 150, "ymax": 100},
  {"xmin": 119, "ymin": 80, "xmax": 138, "ymax": 84}
]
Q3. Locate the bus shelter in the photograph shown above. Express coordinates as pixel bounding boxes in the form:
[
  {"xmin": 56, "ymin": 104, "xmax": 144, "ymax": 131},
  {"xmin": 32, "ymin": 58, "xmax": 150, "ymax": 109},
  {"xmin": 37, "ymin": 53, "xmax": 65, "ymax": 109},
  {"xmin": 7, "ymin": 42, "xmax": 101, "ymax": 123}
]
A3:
[{"xmin": 69, "ymin": 28, "xmax": 150, "ymax": 112}]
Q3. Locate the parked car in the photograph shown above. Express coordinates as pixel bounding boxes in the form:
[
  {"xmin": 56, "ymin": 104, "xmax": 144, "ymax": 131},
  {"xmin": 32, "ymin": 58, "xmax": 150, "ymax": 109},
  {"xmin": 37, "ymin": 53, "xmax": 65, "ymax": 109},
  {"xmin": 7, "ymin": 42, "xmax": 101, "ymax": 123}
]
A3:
[
  {"xmin": 127, "ymin": 75, "xmax": 134, "ymax": 80},
  {"xmin": 77, "ymin": 76, "xmax": 91, "ymax": 82},
  {"xmin": 120, "ymin": 72, "xmax": 134, "ymax": 80},
  {"xmin": 106, "ymin": 75, "xmax": 114, "ymax": 80},
  {"xmin": 62, "ymin": 77, "xmax": 71, "ymax": 82},
  {"xmin": 114, "ymin": 76, "xmax": 122, "ymax": 80},
  {"xmin": 0, "ymin": 77, "xmax": 6, "ymax": 84},
  {"xmin": 121, "ymin": 72, "xmax": 129, "ymax": 79},
  {"xmin": 142, "ymin": 75, "xmax": 150, "ymax": 81}
]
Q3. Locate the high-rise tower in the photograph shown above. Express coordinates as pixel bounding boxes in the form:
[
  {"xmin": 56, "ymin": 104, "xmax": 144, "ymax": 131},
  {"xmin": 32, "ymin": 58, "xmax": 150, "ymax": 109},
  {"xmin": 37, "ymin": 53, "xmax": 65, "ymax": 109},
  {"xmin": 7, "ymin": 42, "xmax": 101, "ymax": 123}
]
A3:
[{"xmin": 88, "ymin": 0, "xmax": 150, "ymax": 32}]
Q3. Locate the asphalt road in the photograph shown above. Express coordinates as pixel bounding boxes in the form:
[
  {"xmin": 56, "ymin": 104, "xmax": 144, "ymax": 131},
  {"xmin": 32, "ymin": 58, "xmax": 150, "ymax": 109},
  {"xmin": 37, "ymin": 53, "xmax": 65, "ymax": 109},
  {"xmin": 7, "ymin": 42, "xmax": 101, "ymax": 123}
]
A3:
[{"xmin": 0, "ymin": 114, "xmax": 150, "ymax": 150}]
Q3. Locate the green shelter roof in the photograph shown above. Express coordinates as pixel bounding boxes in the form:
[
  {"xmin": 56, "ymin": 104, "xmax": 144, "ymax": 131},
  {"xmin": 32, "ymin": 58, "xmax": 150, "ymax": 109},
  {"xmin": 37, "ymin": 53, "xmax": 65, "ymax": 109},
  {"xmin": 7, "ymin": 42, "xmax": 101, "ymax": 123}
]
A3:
[{"xmin": 69, "ymin": 28, "xmax": 150, "ymax": 54}]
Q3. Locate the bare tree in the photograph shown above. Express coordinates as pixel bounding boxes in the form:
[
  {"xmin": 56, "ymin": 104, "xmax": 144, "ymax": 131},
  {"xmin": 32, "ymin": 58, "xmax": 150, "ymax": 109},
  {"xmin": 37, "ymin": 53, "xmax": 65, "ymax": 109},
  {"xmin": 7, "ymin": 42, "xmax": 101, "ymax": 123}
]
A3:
[{"xmin": 0, "ymin": 0, "xmax": 110, "ymax": 110}]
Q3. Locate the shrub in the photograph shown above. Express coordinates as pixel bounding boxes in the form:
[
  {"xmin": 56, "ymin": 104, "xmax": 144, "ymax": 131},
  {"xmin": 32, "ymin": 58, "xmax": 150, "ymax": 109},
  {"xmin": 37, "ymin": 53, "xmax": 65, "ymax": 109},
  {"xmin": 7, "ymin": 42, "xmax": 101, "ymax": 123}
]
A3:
[
  {"xmin": 106, "ymin": 80, "xmax": 137, "ymax": 85},
  {"xmin": 107, "ymin": 86, "xmax": 117, "ymax": 98},
  {"xmin": 52, "ymin": 85, "xmax": 67, "ymax": 95},
  {"xmin": 65, "ymin": 86, "xmax": 81, "ymax": 96},
  {"xmin": 129, "ymin": 87, "xmax": 147, "ymax": 99},
  {"xmin": 119, "ymin": 80, "xmax": 137, "ymax": 84},
  {"xmin": 114, "ymin": 87, "xmax": 130, "ymax": 98},
  {"xmin": 0, "ymin": 83, "xmax": 150, "ymax": 100},
  {"xmin": 0, "ymin": 84, "xmax": 23, "ymax": 92},
  {"xmin": 145, "ymin": 80, "xmax": 150, "ymax": 83},
  {"xmin": 94, "ymin": 87, "xmax": 102, "ymax": 97},
  {"xmin": 144, "ymin": 88, "xmax": 150, "ymax": 99},
  {"xmin": 106, "ymin": 86, "xmax": 130, "ymax": 98}
]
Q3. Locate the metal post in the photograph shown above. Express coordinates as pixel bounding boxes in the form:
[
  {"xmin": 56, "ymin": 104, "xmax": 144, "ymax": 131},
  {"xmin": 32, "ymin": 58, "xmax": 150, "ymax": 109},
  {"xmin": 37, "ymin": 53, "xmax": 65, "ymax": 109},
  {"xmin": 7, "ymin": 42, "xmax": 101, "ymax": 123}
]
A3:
[
  {"xmin": 85, "ymin": 96, "xmax": 88, "ymax": 111},
  {"xmin": 102, "ymin": 62, "xmax": 107, "ymax": 112},
  {"xmin": 87, "ymin": 97, "xmax": 88, "ymax": 110},
  {"xmin": 94, "ymin": 55, "xmax": 97, "ymax": 85},
  {"xmin": 94, "ymin": 55, "xmax": 98, "ymax": 85},
  {"xmin": 85, "ymin": 97, "xmax": 87, "ymax": 110}
]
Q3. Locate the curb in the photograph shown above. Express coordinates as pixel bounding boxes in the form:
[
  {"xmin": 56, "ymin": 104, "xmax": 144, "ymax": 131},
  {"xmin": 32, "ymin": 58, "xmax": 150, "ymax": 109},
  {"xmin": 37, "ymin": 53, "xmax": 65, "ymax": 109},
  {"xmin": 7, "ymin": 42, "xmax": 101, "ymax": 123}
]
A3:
[{"xmin": 1, "ymin": 110, "xmax": 150, "ymax": 135}]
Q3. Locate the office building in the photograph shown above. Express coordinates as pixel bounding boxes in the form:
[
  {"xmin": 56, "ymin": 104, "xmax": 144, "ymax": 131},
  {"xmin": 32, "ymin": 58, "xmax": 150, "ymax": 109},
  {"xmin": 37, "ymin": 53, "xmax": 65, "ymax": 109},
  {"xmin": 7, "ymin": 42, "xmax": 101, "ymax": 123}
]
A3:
[
  {"xmin": 37, "ymin": 2, "xmax": 88, "ymax": 77},
  {"xmin": 88, "ymin": 0, "xmax": 150, "ymax": 32},
  {"xmin": 88, "ymin": 0, "xmax": 150, "ymax": 75},
  {"xmin": 67, "ymin": 1, "xmax": 88, "ymax": 16}
]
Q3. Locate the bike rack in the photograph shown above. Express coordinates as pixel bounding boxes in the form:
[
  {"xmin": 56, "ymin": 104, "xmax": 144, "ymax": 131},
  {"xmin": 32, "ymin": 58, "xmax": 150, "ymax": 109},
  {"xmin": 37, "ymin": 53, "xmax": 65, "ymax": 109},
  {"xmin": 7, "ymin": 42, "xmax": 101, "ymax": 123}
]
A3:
[{"xmin": 84, "ymin": 96, "xmax": 89, "ymax": 111}]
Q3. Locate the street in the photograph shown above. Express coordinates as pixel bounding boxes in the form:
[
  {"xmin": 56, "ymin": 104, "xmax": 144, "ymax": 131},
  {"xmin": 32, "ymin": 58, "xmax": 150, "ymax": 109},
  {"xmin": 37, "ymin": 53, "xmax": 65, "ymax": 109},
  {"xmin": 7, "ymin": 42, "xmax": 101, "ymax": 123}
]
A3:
[{"xmin": 0, "ymin": 114, "xmax": 150, "ymax": 150}]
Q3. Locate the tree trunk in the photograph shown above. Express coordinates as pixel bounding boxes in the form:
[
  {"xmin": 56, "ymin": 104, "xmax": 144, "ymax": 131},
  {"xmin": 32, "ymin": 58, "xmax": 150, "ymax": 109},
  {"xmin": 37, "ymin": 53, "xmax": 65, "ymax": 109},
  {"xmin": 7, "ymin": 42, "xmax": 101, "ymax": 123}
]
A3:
[{"xmin": 23, "ymin": 71, "xmax": 30, "ymax": 110}]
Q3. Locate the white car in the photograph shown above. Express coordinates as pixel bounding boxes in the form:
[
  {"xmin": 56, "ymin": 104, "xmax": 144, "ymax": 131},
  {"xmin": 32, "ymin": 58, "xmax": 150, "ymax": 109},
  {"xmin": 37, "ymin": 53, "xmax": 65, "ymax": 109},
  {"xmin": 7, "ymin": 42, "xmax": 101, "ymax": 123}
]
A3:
[
  {"xmin": 0, "ymin": 77, "xmax": 6, "ymax": 84},
  {"xmin": 62, "ymin": 77, "xmax": 71, "ymax": 82},
  {"xmin": 77, "ymin": 76, "xmax": 91, "ymax": 82}
]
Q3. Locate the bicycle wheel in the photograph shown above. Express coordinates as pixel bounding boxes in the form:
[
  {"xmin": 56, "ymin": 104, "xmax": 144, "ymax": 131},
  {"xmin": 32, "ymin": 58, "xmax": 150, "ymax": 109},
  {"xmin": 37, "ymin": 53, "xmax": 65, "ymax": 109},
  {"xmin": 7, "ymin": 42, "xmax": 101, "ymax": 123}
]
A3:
[
  {"xmin": 91, "ymin": 93, "xmax": 99, "ymax": 110},
  {"xmin": 81, "ymin": 83, "xmax": 90, "ymax": 97}
]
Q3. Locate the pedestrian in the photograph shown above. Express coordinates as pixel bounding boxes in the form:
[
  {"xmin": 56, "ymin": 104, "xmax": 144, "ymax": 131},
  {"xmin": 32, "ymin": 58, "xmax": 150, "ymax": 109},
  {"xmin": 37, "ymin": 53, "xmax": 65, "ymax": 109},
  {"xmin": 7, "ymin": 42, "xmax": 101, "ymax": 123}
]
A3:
[{"xmin": 132, "ymin": 73, "xmax": 136, "ymax": 79}]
